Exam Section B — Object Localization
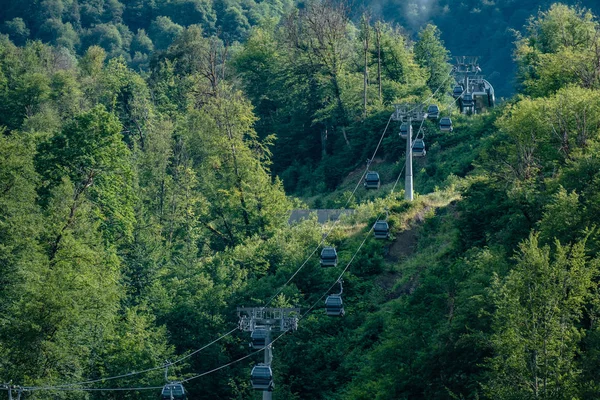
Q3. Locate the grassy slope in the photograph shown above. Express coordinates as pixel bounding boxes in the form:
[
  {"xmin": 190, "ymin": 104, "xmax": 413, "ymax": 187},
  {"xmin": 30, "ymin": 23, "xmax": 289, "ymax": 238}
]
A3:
[{"xmin": 303, "ymin": 111, "xmax": 499, "ymax": 209}]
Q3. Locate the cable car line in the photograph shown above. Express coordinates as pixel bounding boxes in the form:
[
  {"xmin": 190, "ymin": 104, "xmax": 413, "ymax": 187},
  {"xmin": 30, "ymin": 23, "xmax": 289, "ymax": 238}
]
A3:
[
  {"xmin": 408, "ymin": 72, "xmax": 454, "ymax": 114},
  {"xmin": 181, "ymin": 148, "xmax": 415, "ymax": 386},
  {"xmin": 12, "ymin": 108, "xmax": 430, "ymax": 393},
  {"xmin": 23, "ymin": 326, "xmax": 239, "ymax": 392},
  {"xmin": 262, "ymin": 112, "xmax": 395, "ymax": 308},
  {"xmin": 8, "ymin": 109, "xmax": 426, "ymax": 394},
  {"xmin": 6, "ymin": 72, "xmax": 457, "ymax": 396}
]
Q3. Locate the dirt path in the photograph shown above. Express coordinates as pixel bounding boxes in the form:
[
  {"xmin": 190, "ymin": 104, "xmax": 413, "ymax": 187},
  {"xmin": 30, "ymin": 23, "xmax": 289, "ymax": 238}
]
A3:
[{"xmin": 386, "ymin": 226, "xmax": 418, "ymax": 262}]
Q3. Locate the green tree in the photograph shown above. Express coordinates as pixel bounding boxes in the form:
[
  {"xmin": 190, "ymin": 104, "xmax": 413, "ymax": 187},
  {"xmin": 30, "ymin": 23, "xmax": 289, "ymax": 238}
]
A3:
[
  {"xmin": 486, "ymin": 232, "xmax": 597, "ymax": 400},
  {"xmin": 0, "ymin": 131, "xmax": 41, "ymax": 326},
  {"xmin": 149, "ymin": 16, "xmax": 183, "ymax": 50},
  {"xmin": 131, "ymin": 28, "xmax": 154, "ymax": 55},
  {"xmin": 36, "ymin": 105, "xmax": 135, "ymax": 243},
  {"xmin": 282, "ymin": 0, "xmax": 352, "ymax": 144},
  {"xmin": 414, "ymin": 24, "xmax": 452, "ymax": 98},
  {"xmin": 2, "ymin": 17, "xmax": 30, "ymax": 45},
  {"xmin": 181, "ymin": 85, "xmax": 290, "ymax": 248},
  {"xmin": 515, "ymin": 4, "xmax": 599, "ymax": 97}
]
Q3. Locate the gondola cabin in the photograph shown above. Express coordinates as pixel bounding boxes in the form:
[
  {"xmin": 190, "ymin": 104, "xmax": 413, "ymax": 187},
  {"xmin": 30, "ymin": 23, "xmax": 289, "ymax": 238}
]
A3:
[
  {"xmin": 251, "ymin": 364, "xmax": 274, "ymax": 391},
  {"xmin": 373, "ymin": 221, "xmax": 390, "ymax": 239},
  {"xmin": 461, "ymin": 93, "xmax": 474, "ymax": 113},
  {"xmin": 161, "ymin": 383, "xmax": 186, "ymax": 400},
  {"xmin": 251, "ymin": 328, "xmax": 268, "ymax": 349},
  {"xmin": 412, "ymin": 139, "xmax": 426, "ymax": 157},
  {"xmin": 452, "ymin": 85, "xmax": 464, "ymax": 98},
  {"xmin": 462, "ymin": 93, "xmax": 474, "ymax": 106},
  {"xmin": 427, "ymin": 104, "xmax": 439, "ymax": 119},
  {"xmin": 399, "ymin": 123, "xmax": 411, "ymax": 140},
  {"xmin": 325, "ymin": 295, "xmax": 344, "ymax": 316},
  {"xmin": 439, "ymin": 117, "xmax": 453, "ymax": 132},
  {"xmin": 364, "ymin": 172, "xmax": 381, "ymax": 189},
  {"xmin": 320, "ymin": 247, "xmax": 338, "ymax": 267}
]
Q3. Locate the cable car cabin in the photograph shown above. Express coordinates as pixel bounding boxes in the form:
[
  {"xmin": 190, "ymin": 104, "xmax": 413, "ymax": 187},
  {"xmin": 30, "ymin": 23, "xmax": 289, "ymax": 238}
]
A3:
[
  {"xmin": 161, "ymin": 383, "xmax": 186, "ymax": 400},
  {"xmin": 373, "ymin": 221, "xmax": 390, "ymax": 239},
  {"xmin": 251, "ymin": 328, "xmax": 268, "ymax": 349},
  {"xmin": 325, "ymin": 294, "xmax": 344, "ymax": 316},
  {"xmin": 412, "ymin": 139, "xmax": 426, "ymax": 157},
  {"xmin": 251, "ymin": 364, "xmax": 274, "ymax": 391},
  {"xmin": 439, "ymin": 117, "xmax": 453, "ymax": 132},
  {"xmin": 399, "ymin": 123, "xmax": 411, "ymax": 139},
  {"xmin": 320, "ymin": 246, "xmax": 338, "ymax": 267},
  {"xmin": 452, "ymin": 85, "xmax": 464, "ymax": 98},
  {"xmin": 364, "ymin": 172, "xmax": 380, "ymax": 189},
  {"xmin": 462, "ymin": 93, "xmax": 474, "ymax": 106},
  {"xmin": 460, "ymin": 93, "xmax": 475, "ymax": 113},
  {"xmin": 427, "ymin": 105, "xmax": 439, "ymax": 119}
]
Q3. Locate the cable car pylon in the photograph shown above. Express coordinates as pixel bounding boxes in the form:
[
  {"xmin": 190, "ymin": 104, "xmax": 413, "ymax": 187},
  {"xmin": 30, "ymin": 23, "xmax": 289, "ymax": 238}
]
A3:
[
  {"xmin": 238, "ymin": 307, "xmax": 299, "ymax": 399},
  {"xmin": 6, "ymin": 384, "xmax": 24, "ymax": 400},
  {"xmin": 392, "ymin": 104, "xmax": 428, "ymax": 201}
]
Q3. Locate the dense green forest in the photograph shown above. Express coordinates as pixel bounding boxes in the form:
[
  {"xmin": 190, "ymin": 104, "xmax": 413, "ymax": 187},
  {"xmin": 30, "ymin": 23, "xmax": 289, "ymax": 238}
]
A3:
[
  {"xmin": 2, "ymin": 0, "xmax": 600, "ymax": 399},
  {"xmin": 1, "ymin": 0, "xmax": 599, "ymax": 97}
]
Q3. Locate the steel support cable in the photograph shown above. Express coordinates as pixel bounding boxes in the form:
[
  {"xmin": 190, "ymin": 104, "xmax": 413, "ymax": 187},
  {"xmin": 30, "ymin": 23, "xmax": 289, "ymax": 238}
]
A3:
[
  {"xmin": 263, "ymin": 69, "xmax": 454, "ymax": 308},
  {"xmin": 263, "ymin": 113, "xmax": 394, "ymax": 308},
  {"xmin": 407, "ymin": 72, "xmax": 454, "ymax": 114},
  {"xmin": 179, "ymin": 146, "xmax": 414, "ymax": 386},
  {"xmin": 24, "ymin": 326, "xmax": 240, "ymax": 391}
]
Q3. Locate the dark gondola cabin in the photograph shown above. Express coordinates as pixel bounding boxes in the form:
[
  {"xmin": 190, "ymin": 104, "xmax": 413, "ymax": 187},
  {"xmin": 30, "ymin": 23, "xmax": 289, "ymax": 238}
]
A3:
[
  {"xmin": 251, "ymin": 328, "xmax": 268, "ymax": 349},
  {"xmin": 325, "ymin": 294, "xmax": 344, "ymax": 316},
  {"xmin": 161, "ymin": 383, "xmax": 186, "ymax": 400},
  {"xmin": 461, "ymin": 93, "xmax": 474, "ymax": 110},
  {"xmin": 399, "ymin": 122, "xmax": 410, "ymax": 139},
  {"xmin": 452, "ymin": 85, "xmax": 464, "ymax": 98},
  {"xmin": 320, "ymin": 247, "xmax": 338, "ymax": 267},
  {"xmin": 251, "ymin": 364, "xmax": 274, "ymax": 391},
  {"xmin": 373, "ymin": 221, "xmax": 390, "ymax": 239},
  {"xmin": 412, "ymin": 139, "xmax": 426, "ymax": 157},
  {"xmin": 439, "ymin": 117, "xmax": 453, "ymax": 132},
  {"xmin": 364, "ymin": 172, "xmax": 381, "ymax": 189},
  {"xmin": 427, "ymin": 104, "xmax": 439, "ymax": 119}
]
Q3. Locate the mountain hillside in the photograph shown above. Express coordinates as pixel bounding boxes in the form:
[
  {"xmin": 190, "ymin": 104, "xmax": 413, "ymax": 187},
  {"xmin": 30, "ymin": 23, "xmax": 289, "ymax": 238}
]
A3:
[{"xmin": 1, "ymin": 2, "xmax": 600, "ymax": 399}]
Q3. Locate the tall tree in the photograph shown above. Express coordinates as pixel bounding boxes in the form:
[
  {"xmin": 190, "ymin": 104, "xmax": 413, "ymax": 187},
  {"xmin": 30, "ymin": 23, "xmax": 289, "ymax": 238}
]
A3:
[
  {"xmin": 282, "ymin": 0, "xmax": 352, "ymax": 145},
  {"xmin": 359, "ymin": 13, "xmax": 371, "ymax": 118},
  {"xmin": 414, "ymin": 24, "xmax": 451, "ymax": 98},
  {"xmin": 486, "ymin": 233, "xmax": 597, "ymax": 400}
]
